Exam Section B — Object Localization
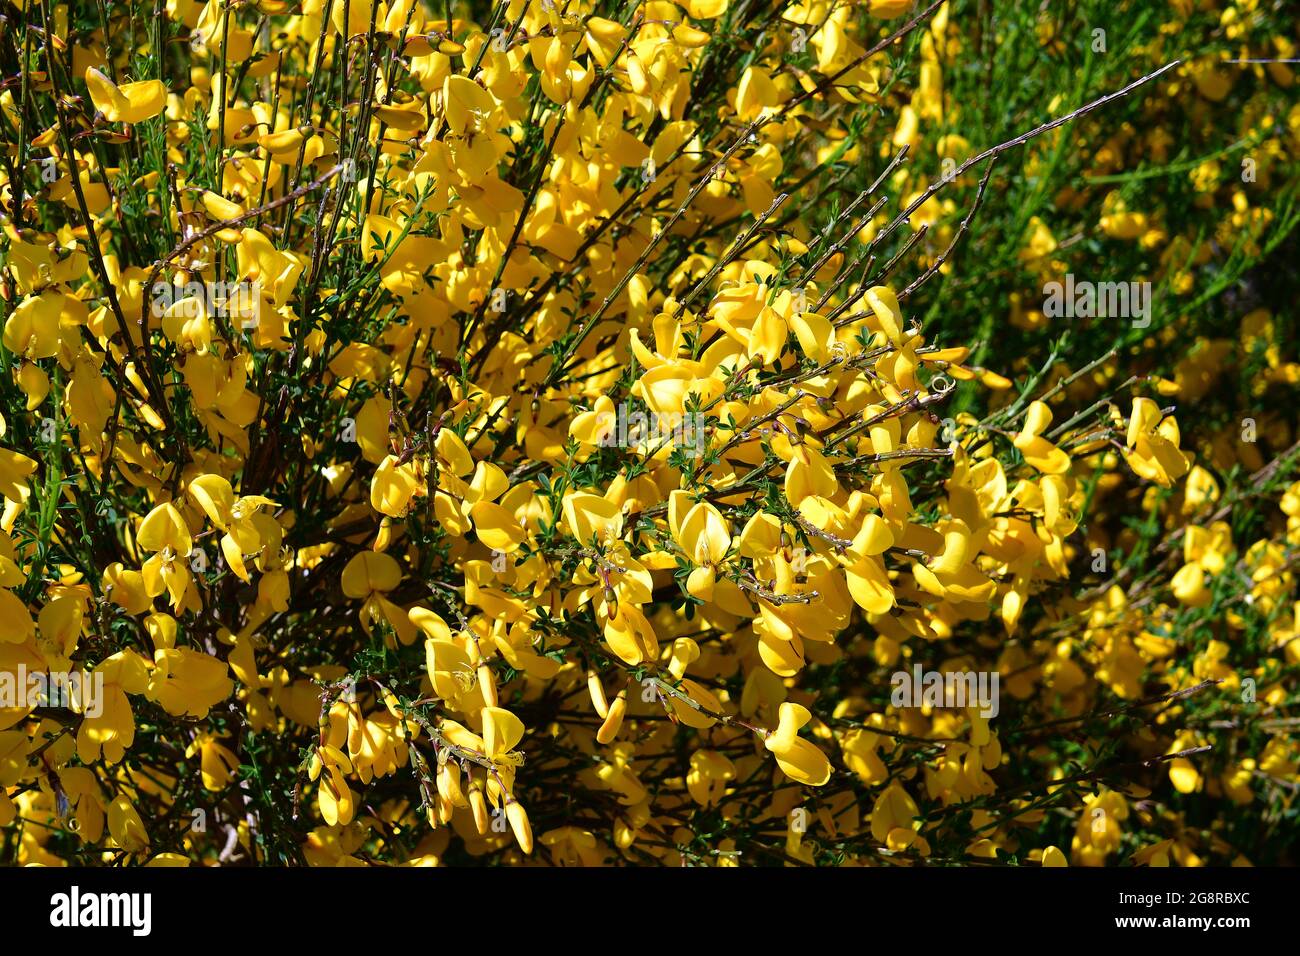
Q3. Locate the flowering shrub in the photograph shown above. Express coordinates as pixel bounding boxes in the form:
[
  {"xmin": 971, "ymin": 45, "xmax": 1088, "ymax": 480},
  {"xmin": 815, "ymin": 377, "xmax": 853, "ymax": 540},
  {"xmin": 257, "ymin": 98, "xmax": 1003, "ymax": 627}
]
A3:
[{"xmin": 0, "ymin": 0, "xmax": 1296, "ymax": 866}]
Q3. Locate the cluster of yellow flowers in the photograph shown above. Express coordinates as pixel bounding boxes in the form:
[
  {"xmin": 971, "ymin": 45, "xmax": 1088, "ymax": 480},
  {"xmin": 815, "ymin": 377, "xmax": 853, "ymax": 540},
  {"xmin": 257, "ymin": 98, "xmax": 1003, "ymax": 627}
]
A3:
[{"xmin": 0, "ymin": 0, "xmax": 1294, "ymax": 867}]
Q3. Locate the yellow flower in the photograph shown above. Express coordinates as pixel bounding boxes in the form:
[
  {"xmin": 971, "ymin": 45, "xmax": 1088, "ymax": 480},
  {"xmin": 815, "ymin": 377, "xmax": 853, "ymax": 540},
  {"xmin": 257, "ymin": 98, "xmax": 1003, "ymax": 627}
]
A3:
[
  {"xmin": 187, "ymin": 474, "xmax": 278, "ymax": 582},
  {"xmin": 186, "ymin": 733, "xmax": 241, "ymax": 791},
  {"xmin": 107, "ymin": 795, "xmax": 150, "ymax": 854},
  {"xmin": 136, "ymin": 503, "xmax": 194, "ymax": 609},
  {"xmin": 1013, "ymin": 401, "xmax": 1071, "ymax": 474},
  {"xmin": 84, "ymin": 68, "xmax": 166, "ymax": 124},
  {"xmin": 147, "ymin": 648, "xmax": 233, "ymax": 718},
  {"xmin": 686, "ymin": 751, "xmax": 736, "ymax": 806},
  {"xmin": 764, "ymin": 702, "xmax": 832, "ymax": 786},
  {"xmin": 1124, "ymin": 397, "xmax": 1190, "ymax": 487}
]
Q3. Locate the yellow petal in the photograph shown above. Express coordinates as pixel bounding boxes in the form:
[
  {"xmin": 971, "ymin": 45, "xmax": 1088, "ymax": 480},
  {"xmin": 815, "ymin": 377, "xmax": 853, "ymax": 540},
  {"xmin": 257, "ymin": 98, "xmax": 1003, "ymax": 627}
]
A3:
[
  {"xmin": 137, "ymin": 503, "xmax": 192, "ymax": 556},
  {"xmin": 470, "ymin": 500, "xmax": 526, "ymax": 553},
  {"xmin": 187, "ymin": 473, "xmax": 236, "ymax": 527},
  {"xmin": 444, "ymin": 75, "xmax": 496, "ymax": 136},
  {"xmin": 340, "ymin": 551, "xmax": 401, "ymax": 598},
  {"xmin": 482, "ymin": 706, "xmax": 525, "ymax": 757}
]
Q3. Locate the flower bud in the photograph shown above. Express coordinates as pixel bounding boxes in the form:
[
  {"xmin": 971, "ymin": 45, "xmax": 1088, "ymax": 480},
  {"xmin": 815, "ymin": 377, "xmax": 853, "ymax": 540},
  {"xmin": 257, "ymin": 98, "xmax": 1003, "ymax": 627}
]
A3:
[
  {"xmin": 596, "ymin": 689, "xmax": 627, "ymax": 744},
  {"xmin": 506, "ymin": 799, "xmax": 533, "ymax": 855}
]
